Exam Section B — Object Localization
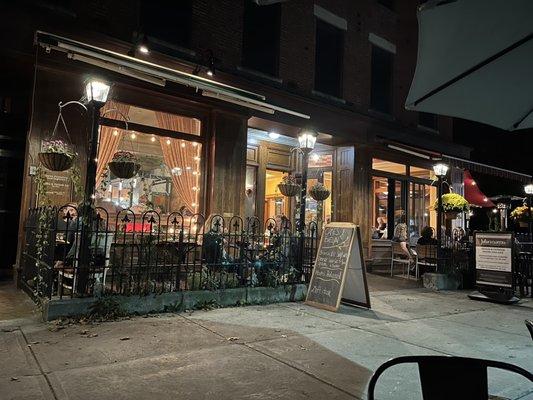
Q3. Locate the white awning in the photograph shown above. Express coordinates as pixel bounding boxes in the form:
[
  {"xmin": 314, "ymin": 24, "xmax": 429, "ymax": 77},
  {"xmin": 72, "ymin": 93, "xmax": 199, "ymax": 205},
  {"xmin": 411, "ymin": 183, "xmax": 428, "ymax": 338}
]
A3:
[{"xmin": 35, "ymin": 31, "xmax": 310, "ymax": 120}]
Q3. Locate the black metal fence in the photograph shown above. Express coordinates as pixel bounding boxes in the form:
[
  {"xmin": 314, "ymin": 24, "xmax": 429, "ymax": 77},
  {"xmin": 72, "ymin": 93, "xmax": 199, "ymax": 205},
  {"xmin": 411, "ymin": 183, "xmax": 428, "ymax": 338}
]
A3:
[{"xmin": 22, "ymin": 205, "xmax": 319, "ymax": 300}]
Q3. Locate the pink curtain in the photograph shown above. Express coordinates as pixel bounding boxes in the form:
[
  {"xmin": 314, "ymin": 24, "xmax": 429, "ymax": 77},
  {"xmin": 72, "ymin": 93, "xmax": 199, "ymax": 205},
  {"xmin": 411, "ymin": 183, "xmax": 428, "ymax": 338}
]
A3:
[
  {"xmin": 96, "ymin": 101, "xmax": 131, "ymax": 187},
  {"xmin": 155, "ymin": 112, "xmax": 201, "ymax": 214}
]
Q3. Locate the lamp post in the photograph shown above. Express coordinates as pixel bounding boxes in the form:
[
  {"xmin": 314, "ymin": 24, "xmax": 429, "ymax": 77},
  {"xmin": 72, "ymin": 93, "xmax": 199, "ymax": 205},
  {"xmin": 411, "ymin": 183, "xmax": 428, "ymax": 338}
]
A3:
[
  {"xmin": 77, "ymin": 79, "xmax": 110, "ymax": 294},
  {"xmin": 297, "ymin": 129, "xmax": 317, "ymax": 271},
  {"xmin": 525, "ymin": 183, "xmax": 533, "ymax": 241},
  {"xmin": 433, "ymin": 163, "xmax": 449, "ymax": 268}
]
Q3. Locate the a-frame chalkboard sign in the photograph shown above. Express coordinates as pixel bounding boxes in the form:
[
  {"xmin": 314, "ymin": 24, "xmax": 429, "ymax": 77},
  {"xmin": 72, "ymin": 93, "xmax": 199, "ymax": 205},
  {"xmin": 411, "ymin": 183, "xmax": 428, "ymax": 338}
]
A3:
[{"xmin": 305, "ymin": 223, "xmax": 371, "ymax": 312}]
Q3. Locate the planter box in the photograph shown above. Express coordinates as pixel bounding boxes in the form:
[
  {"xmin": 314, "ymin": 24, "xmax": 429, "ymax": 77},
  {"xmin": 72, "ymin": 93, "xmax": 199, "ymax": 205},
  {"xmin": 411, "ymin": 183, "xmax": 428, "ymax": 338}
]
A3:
[
  {"xmin": 41, "ymin": 284, "xmax": 308, "ymax": 321},
  {"xmin": 423, "ymin": 272, "xmax": 462, "ymax": 291}
]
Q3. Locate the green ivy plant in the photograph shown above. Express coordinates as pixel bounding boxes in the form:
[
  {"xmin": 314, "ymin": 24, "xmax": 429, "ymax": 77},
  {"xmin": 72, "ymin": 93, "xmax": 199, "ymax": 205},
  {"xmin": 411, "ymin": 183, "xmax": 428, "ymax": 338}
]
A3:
[{"xmin": 32, "ymin": 156, "xmax": 83, "ymax": 297}]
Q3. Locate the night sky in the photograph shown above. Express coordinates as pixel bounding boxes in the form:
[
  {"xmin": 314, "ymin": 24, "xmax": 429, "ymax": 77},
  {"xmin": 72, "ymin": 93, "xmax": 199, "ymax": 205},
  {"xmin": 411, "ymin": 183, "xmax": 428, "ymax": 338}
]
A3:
[{"xmin": 453, "ymin": 118, "xmax": 533, "ymax": 196}]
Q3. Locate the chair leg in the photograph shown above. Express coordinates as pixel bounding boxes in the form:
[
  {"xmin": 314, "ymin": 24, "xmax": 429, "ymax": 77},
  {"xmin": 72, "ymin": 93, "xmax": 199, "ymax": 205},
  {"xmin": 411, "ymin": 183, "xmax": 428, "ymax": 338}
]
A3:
[{"xmin": 390, "ymin": 257, "xmax": 394, "ymax": 277}]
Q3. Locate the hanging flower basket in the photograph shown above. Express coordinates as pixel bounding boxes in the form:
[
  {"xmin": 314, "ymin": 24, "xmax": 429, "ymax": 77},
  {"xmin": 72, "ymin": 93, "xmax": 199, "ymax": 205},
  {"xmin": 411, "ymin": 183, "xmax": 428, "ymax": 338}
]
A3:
[
  {"xmin": 510, "ymin": 205, "xmax": 533, "ymax": 227},
  {"xmin": 108, "ymin": 151, "xmax": 140, "ymax": 179},
  {"xmin": 38, "ymin": 139, "xmax": 74, "ymax": 172},
  {"xmin": 433, "ymin": 193, "xmax": 470, "ymax": 219},
  {"xmin": 445, "ymin": 211, "xmax": 459, "ymax": 220},
  {"xmin": 277, "ymin": 175, "xmax": 300, "ymax": 197},
  {"xmin": 309, "ymin": 182, "xmax": 330, "ymax": 201}
]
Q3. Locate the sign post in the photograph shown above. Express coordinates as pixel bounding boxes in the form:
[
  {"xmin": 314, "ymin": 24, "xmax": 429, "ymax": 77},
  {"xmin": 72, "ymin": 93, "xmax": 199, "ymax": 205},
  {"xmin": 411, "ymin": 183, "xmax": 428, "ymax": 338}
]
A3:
[
  {"xmin": 468, "ymin": 231, "xmax": 519, "ymax": 304},
  {"xmin": 305, "ymin": 223, "xmax": 370, "ymax": 312}
]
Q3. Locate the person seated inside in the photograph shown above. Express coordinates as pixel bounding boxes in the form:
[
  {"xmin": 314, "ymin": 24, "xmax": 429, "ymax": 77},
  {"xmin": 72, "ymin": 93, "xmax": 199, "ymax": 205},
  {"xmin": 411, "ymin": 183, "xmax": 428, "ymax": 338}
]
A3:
[
  {"xmin": 417, "ymin": 226, "xmax": 438, "ymax": 245},
  {"xmin": 372, "ymin": 217, "xmax": 387, "ymax": 239},
  {"xmin": 392, "ymin": 211, "xmax": 414, "ymax": 263}
]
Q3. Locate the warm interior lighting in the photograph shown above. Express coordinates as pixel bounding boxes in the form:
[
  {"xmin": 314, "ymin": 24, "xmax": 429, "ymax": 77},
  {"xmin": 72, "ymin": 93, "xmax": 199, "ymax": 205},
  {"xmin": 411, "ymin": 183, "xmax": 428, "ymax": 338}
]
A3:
[
  {"xmin": 113, "ymin": 130, "xmax": 119, "ymax": 136},
  {"xmin": 130, "ymin": 132, "xmax": 136, "ymax": 139},
  {"xmin": 192, "ymin": 142, "xmax": 198, "ymax": 147},
  {"xmin": 85, "ymin": 79, "xmax": 110, "ymax": 103},
  {"xmin": 432, "ymin": 163, "xmax": 449, "ymax": 177},
  {"xmin": 181, "ymin": 142, "xmax": 186, "ymax": 148},
  {"xmin": 150, "ymin": 135, "xmax": 156, "ymax": 142},
  {"xmin": 268, "ymin": 131, "xmax": 280, "ymax": 140},
  {"xmin": 166, "ymin": 138, "xmax": 171, "ymax": 145},
  {"xmin": 310, "ymin": 153, "xmax": 320, "ymax": 162},
  {"xmin": 525, "ymin": 184, "xmax": 533, "ymax": 195}
]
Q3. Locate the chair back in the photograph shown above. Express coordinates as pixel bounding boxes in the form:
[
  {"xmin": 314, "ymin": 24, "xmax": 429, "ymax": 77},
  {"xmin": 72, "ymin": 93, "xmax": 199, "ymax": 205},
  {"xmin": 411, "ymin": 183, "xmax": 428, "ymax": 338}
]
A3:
[
  {"xmin": 367, "ymin": 355, "xmax": 533, "ymax": 400},
  {"xmin": 391, "ymin": 242, "xmax": 405, "ymax": 257},
  {"xmin": 417, "ymin": 244, "xmax": 437, "ymax": 260}
]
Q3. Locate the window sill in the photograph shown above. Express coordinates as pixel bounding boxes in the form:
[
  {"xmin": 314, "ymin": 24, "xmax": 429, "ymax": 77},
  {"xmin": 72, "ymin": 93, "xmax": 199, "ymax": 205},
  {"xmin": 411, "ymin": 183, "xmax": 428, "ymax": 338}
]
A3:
[
  {"xmin": 368, "ymin": 108, "xmax": 395, "ymax": 122},
  {"xmin": 417, "ymin": 124, "xmax": 440, "ymax": 135},
  {"xmin": 236, "ymin": 66, "xmax": 283, "ymax": 85},
  {"xmin": 145, "ymin": 35, "xmax": 196, "ymax": 58},
  {"xmin": 311, "ymin": 90, "xmax": 346, "ymax": 105}
]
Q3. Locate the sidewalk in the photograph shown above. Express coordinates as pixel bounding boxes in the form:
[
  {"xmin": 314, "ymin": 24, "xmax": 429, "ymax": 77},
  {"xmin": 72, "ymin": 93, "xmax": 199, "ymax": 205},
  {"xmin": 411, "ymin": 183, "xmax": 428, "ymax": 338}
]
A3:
[{"xmin": 1, "ymin": 275, "xmax": 532, "ymax": 399}]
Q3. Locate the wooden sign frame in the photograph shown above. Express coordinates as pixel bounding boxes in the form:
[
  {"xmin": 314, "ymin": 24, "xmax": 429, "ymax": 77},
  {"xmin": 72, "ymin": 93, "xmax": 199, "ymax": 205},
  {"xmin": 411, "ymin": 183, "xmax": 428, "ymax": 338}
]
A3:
[{"xmin": 305, "ymin": 223, "xmax": 371, "ymax": 312}]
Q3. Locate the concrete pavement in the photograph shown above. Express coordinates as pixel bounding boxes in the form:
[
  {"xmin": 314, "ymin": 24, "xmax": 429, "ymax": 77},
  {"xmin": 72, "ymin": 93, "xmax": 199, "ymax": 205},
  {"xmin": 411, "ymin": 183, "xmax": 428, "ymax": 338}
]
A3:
[{"xmin": 1, "ymin": 274, "xmax": 532, "ymax": 399}]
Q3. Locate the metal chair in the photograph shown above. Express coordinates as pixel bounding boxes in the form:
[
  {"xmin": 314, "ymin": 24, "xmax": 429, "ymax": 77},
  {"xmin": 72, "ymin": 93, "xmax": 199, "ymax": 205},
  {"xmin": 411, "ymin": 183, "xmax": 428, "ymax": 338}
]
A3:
[
  {"xmin": 367, "ymin": 355, "xmax": 533, "ymax": 400},
  {"xmin": 526, "ymin": 320, "xmax": 533, "ymax": 340},
  {"xmin": 391, "ymin": 242, "xmax": 418, "ymax": 279}
]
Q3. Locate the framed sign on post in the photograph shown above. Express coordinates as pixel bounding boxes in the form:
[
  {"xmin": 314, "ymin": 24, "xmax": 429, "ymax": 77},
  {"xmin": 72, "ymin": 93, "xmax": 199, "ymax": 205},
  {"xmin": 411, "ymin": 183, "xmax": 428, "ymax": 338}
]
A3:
[
  {"xmin": 469, "ymin": 231, "xmax": 519, "ymax": 304},
  {"xmin": 305, "ymin": 223, "xmax": 370, "ymax": 312}
]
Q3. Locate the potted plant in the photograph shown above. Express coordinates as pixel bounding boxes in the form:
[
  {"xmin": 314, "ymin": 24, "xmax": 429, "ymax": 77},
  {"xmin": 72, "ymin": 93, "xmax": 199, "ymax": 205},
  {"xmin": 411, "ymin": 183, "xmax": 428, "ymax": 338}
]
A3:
[
  {"xmin": 434, "ymin": 193, "xmax": 470, "ymax": 219},
  {"xmin": 510, "ymin": 205, "xmax": 533, "ymax": 227},
  {"xmin": 277, "ymin": 175, "xmax": 300, "ymax": 197},
  {"xmin": 108, "ymin": 151, "xmax": 140, "ymax": 179},
  {"xmin": 38, "ymin": 139, "xmax": 75, "ymax": 171},
  {"xmin": 309, "ymin": 182, "xmax": 330, "ymax": 201}
]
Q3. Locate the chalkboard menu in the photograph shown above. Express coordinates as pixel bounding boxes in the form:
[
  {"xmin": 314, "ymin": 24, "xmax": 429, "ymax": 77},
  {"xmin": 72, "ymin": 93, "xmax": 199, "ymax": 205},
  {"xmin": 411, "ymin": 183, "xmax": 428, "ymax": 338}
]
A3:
[{"xmin": 306, "ymin": 223, "xmax": 370, "ymax": 312}]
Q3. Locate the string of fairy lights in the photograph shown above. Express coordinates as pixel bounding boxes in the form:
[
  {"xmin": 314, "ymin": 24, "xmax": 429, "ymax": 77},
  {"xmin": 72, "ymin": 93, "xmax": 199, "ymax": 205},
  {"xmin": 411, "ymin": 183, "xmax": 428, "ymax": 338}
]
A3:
[{"xmin": 101, "ymin": 128, "xmax": 201, "ymax": 213}]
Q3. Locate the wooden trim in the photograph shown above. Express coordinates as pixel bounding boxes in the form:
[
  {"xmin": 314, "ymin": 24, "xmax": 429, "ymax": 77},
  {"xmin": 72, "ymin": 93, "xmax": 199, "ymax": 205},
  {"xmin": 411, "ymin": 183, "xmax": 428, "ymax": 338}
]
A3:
[{"xmin": 99, "ymin": 117, "xmax": 206, "ymax": 143}]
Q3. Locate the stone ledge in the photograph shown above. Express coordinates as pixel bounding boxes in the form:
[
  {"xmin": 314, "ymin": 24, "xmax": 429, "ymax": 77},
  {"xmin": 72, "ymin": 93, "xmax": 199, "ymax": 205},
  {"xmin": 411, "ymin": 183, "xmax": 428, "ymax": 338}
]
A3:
[
  {"xmin": 423, "ymin": 272, "xmax": 461, "ymax": 291},
  {"xmin": 41, "ymin": 284, "xmax": 308, "ymax": 321}
]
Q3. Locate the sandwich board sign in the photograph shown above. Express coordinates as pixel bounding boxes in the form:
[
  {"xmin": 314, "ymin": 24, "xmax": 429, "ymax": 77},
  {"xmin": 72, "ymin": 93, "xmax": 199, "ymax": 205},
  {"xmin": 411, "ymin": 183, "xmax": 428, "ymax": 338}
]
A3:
[{"xmin": 305, "ymin": 223, "xmax": 371, "ymax": 311}]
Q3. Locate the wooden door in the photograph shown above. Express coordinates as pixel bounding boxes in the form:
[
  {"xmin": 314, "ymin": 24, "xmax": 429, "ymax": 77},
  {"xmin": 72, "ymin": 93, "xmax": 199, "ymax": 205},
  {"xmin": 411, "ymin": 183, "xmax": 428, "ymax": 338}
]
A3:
[{"xmin": 334, "ymin": 146, "xmax": 355, "ymax": 222}]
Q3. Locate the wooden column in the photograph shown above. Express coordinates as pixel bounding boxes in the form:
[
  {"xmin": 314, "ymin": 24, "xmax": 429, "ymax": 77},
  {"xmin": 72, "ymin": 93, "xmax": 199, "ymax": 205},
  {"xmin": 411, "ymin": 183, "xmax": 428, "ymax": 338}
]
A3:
[
  {"xmin": 333, "ymin": 146, "xmax": 355, "ymax": 223},
  {"xmin": 208, "ymin": 111, "xmax": 247, "ymax": 217},
  {"xmin": 353, "ymin": 145, "xmax": 372, "ymax": 256}
]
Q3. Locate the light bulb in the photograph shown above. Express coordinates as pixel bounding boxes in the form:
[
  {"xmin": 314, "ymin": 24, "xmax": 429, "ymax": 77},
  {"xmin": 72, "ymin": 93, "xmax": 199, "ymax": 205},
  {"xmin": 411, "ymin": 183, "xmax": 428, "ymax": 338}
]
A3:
[
  {"xmin": 194, "ymin": 156, "xmax": 201, "ymax": 161},
  {"xmin": 181, "ymin": 142, "xmax": 186, "ymax": 148},
  {"xmin": 113, "ymin": 130, "xmax": 118, "ymax": 136},
  {"xmin": 192, "ymin": 142, "xmax": 198, "ymax": 147},
  {"xmin": 166, "ymin": 139, "xmax": 171, "ymax": 145},
  {"xmin": 130, "ymin": 132, "xmax": 136, "ymax": 139},
  {"xmin": 151, "ymin": 136, "xmax": 156, "ymax": 142}
]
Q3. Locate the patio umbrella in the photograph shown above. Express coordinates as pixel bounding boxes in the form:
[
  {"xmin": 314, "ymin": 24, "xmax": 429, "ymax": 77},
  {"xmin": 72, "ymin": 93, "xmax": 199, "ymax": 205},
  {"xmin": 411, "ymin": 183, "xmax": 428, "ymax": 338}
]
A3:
[
  {"xmin": 405, "ymin": 0, "xmax": 533, "ymax": 131},
  {"xmin": 463, "ymin": 170, "xmax": 494, "ymax": 207}
]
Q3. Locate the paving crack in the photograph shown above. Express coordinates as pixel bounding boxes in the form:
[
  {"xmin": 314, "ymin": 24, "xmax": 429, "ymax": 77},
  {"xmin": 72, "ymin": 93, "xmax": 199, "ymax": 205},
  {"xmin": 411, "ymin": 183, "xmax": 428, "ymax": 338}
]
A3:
[{"xmin": 18, "ymin": 327, "xmax": 59, "ymax": 400}]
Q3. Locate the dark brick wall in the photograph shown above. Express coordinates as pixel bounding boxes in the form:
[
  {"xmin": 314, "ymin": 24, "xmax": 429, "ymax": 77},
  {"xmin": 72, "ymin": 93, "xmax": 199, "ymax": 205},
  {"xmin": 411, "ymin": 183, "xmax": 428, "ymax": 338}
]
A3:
[{"xmin": 3, "ymin": 0, "xmax": 453, "ymax": 140}]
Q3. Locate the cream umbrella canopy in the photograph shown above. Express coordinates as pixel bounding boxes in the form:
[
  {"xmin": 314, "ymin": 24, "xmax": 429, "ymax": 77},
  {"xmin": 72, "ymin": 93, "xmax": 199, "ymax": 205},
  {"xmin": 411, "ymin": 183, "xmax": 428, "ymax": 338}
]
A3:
[{"xmin": 406, "ymin": 0, "xmax": 533, "ymax": 131}]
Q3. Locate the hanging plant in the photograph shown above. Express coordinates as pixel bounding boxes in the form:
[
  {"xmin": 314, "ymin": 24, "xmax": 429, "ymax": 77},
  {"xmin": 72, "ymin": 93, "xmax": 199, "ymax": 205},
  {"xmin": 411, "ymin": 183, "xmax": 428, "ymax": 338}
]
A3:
[
  {"xmin": 38, "ymin": 104, "xmax": 77, "ymax": 172},
  {"xmin": 433, "ymin": 193, "xmax": 470, "ymax": 219},
  {"xmin": 108, "ymin": 150, "xmax": 140, "ymax": 179},
  {"xmin": 511, "ymin": 205, "xmax": 533, "ymax": 227},
  {"xmin": 278, "ymin": 174, "xmax": 300, "ymax": 197},
  {"xmin": 309, "ymin": 182, "xmax": 330, "ymax": 201},
  {"xmin": 38, "ymin": 139, "xmax": 75, "ymax": 172}
]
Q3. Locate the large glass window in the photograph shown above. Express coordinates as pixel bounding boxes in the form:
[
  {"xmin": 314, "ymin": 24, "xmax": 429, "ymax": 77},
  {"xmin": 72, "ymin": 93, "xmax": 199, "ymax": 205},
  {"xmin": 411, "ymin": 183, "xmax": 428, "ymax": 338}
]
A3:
[
  {"xmin": 371, "ymin": 158, "xmax": 437, "ymax": 241},
  {"xmin": 95, "ymin": 102, "xmax": 203, "ymax": 225},
  {"xmin": 372, "ymin": 158, "xmax": 406, "ymax": 175},
  {"xmin": 264, "ymin": 170, "xmax": 289, "ymax": 222},
  {"xmin": 242, "ymin": 0, "xmax": 281, "ymax": 76},
  {"xmin": 315, "ymin": 18, "xmax": 344, "ymax": 97},
  {"xmin": 370, "ymin": 45, "xmax": 393, "ymax": 114}
]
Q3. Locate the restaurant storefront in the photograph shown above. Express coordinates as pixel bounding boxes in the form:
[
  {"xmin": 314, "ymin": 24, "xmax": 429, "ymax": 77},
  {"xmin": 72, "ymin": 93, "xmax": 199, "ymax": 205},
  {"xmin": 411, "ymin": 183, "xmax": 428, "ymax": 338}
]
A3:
[{"xmin": 17, "ymin": 30, "xmax": 511, "ymax": 308}]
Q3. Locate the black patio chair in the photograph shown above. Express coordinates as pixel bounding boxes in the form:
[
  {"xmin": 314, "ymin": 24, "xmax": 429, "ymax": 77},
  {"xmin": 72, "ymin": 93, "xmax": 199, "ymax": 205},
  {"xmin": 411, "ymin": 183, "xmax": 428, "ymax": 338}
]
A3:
[
  {"xmin": 526, "ymin": 320, "xmax": 533, "ymax": 340},
  {"xmin": 367, "ymin": 355, "xmax": 532, "ymax": 400}
]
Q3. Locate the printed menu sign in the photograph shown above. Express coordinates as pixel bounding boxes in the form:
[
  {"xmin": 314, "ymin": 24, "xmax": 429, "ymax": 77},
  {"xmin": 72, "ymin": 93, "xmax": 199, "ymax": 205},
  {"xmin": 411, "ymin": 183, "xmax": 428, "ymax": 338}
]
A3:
[
  {"xmin": 41, "ymin": 170, "xmax": 72, "ymax": 206},
  {"xmin": 474, "ymin": 232, "xmax": 513, "ymax": 288},
  {"xmin": 306, "ymin": 223, "xmax": 370, "ymax": 312}
]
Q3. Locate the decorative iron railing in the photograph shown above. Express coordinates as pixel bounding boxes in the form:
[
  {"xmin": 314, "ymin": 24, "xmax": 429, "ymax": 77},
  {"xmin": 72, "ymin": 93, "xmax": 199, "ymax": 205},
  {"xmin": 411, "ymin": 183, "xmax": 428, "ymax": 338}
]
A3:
[{"xmin": 22, "ymin": 205, "xmax": 319, "ymax": 300}]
